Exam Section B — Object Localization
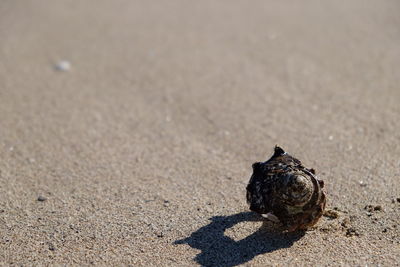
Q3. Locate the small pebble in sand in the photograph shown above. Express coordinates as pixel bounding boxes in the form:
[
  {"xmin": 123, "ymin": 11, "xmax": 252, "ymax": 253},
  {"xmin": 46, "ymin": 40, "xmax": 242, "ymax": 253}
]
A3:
[
  {"xmin": 374, "ymin": 205, "xmax": 383, "ymax": 211},
  {"xmin": 163, "ymin": 200, "xmax": 170, "ymax": 207},
  {"xmin": 54, "ymin": 60, "xmax": 71, "ymax": 71},
  {"xmin": 359, "ymin": 180, "xmax": 367, "ymax": 187},
  {"xmin": 333, "ymin": 206, "xmax": 348, "ymax": 213},
  {"xmin": 341, "ymin": 217, "xmax": 351, "ymax": 228},
  {"xmin": 156, "ymin": 232, "xmax": 164, "ymax": 238},
  {"xmin": 205, "ymin": 206, "xmax": 213, "ymax": 213},
  {"xmin": 37, "ymin": 196, "xmax": 47, "ymax": 202},
  {"xmin": 48, "ymin": 243, "xmax": 56, "ymax": 251},
  {"xmin": 346, "ymin": 227, "xmax": 360, "ymax": 237},
  {"xmin": 364, "ymin": 205, "xmax": 383, "ymax": 212},
  {"xmin": 323, "ymin": 209, "xmax": 339, "ymax": 219}
]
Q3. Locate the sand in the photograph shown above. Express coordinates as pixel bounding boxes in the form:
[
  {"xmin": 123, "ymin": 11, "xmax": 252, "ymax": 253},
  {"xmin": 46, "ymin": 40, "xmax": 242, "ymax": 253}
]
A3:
[{"xmin": 1, "ymin": 0, "xmax": 399, "ymax": 266}]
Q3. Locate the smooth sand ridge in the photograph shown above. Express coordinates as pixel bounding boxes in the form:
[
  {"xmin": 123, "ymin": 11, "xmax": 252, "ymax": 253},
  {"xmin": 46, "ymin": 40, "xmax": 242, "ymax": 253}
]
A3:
[{"xmin": 0, "ymin": 0, "xmax": 399, "ymax": 265}]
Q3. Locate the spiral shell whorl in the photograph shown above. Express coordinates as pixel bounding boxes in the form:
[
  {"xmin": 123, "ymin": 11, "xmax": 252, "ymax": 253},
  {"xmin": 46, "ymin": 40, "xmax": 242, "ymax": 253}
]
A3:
[{"xmin": 280, "ymin": 173, "xmax": 314, "ymax": 207}]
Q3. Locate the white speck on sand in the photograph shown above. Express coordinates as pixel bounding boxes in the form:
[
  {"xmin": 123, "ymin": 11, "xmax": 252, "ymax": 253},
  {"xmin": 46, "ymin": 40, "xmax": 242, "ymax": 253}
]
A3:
[{"xmin": 54, "ymin": 61, "xmax": 71, "ymax": 71}]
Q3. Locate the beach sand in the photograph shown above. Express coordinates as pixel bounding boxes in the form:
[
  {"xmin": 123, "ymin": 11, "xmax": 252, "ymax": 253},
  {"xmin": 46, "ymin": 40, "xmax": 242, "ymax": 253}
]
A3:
[{"xmin": 1, "ymin": 0, "xmax": 399, "ymax": 265}]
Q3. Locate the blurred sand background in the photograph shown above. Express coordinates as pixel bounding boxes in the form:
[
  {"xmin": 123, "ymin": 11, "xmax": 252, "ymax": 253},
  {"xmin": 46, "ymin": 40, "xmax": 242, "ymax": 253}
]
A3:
[{"xmin": 1, "ymin": 0, "xmax": 399, "ymax": 266}]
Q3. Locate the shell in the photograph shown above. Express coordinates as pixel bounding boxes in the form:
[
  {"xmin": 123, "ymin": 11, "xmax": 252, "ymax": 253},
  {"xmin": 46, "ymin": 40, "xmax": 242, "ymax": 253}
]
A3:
[{"xmin": 246, "ymin": 146, "xmax": 326, "ymax": 231}]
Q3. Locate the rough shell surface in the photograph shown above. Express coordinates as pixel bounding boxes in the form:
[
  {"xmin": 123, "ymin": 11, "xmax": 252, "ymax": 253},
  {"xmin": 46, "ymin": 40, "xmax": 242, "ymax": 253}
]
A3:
[{"xmin": 246, "ymin": 146, "xmax": 326, "ymax": 231}]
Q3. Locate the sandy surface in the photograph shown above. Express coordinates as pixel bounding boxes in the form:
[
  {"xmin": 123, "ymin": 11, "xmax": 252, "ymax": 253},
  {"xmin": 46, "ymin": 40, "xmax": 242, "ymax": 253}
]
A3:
[{"xmin": 1, "ymin": 0, "xmax": 399, "ymax": 266}]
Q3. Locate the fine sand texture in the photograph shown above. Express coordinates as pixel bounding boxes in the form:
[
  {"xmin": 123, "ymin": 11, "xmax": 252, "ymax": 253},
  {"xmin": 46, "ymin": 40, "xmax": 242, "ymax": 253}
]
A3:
[{"xmin": 1, "ymin": 0, "xmax": 399, "ymax": 266}]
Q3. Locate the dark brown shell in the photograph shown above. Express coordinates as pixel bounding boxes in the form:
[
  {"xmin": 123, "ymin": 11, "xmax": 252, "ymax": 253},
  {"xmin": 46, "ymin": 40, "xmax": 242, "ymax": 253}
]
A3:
[{"xmin": 246, "ymin": 146, "xmax": 326, "ymax": 231}]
